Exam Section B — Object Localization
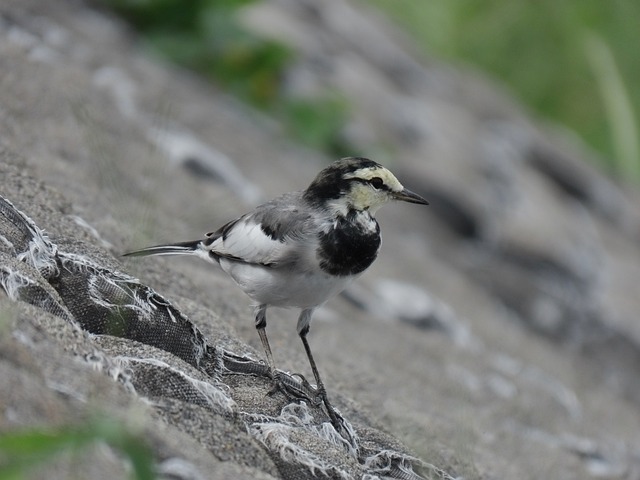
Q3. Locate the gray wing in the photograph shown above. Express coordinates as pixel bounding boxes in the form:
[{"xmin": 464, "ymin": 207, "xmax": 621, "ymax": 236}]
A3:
[{"xmin": 203, "ymin": 192, "xmax": 319, "ymax": 267}]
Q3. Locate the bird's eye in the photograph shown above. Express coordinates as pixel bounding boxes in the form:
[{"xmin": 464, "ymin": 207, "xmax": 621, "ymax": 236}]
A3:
[{"xmin": 369, "ymin": 177, "xmax": 384, "ymax": 189}]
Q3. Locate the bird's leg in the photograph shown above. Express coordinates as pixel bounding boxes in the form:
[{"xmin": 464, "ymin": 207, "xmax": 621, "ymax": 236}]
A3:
[
  {"xmin": 255, "ymin": 305, "xmax": 276, "ymax": 373},
  {"xmin": 298, "ymin": 327, "xmax": 326, "ymax": 401},
  {"xmin": 299, "ymin": 328, "xmax": 338, "ymax": 416},
  {"xmin": 255, "ymin": 305, "xmax": 313, "ymax": 401},
  {"xmin": 296, "ymin": 309, "xmax": 329, "ymax": 399},
  {"xmin": 297, "ymin": 310, "xmax": 355, "ymax": 445}
]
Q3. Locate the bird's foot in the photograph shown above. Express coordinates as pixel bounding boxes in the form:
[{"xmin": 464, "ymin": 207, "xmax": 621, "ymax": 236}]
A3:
[
  {"xmin": 290, "ymin": 373, "xmax": 324, "ymax": 406},
  {"xmin": 267, "ymin": 371, "xmax": 359, "ymax": 452},
  {"xmin": 291, "ymin": 377, "xmax": 359, "ymax": 452},
  {"xmin": 319, "ymin": 393, "xmax": 359, "ymax": 453},
  {"xmin": 268, "ymin": 370, "xmax": 316, "ymax": 403}
]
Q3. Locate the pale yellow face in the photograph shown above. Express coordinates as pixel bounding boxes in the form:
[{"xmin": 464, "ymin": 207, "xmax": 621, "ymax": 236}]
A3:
[{"xmin": 342, "ymin": 166, "xmax": 404, "ymax": 213}]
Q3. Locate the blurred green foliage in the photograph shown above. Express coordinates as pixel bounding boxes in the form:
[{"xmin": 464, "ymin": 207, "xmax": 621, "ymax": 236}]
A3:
[
  {"xmin": 370, "ymin": 0, "xmax": 640, "ymax": 178},
  {"xmin": 0, "ymin": 416, "xmax": 154, "ymax": 479},
  {"xmin": 102, "ymin": 0, "xmax": 639, "ymax": 176},
  {"xmin": 102, "ymin": 0, "xmax": 350, "ymax": 156}
]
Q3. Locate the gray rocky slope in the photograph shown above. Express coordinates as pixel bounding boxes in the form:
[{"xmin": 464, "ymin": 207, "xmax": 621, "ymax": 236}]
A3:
[{"xmin": 1, "ymin": 0, "xmax": 640, "ymax": 479}]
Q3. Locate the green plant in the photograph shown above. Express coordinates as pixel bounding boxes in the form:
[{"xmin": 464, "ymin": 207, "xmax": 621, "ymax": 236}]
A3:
[
  {"xmin": 101, "ymin": 0, "xmax": 351, "ymax": 156},
  {"xmin": 0, "ymin": 417, "xmax": 154, "ymax": 479},
  {"xmin": 585, "ymin": 32, "xmax": 639, "ymax": 180},
  {"xmin": 281, "ymin": 95, "xmax": 351, "ymax": 155},
  {"xmin": 370, "ymin": 0, "xmax": 640, "ymax": 177}
]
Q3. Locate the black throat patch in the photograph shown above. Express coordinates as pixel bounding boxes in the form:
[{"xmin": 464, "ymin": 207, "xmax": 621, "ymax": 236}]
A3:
[{"xmin": 317, "ymin": 211, "xmax": 381, "ymax": 276}]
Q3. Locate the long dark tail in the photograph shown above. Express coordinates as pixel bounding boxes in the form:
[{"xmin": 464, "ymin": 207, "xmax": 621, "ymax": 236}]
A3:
[{"xmin": 123, "ymin": 240, "xmax": 202, "ymax": 258}]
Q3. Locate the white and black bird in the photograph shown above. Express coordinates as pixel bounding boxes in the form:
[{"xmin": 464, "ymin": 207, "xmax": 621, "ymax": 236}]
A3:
[{"xmin": 124, "ymin": 157, "xmax": 428, "ymax": 431}]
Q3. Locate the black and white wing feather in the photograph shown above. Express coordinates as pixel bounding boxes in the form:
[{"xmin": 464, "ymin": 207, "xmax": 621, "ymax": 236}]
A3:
[
  {"xmin": 124, "ymin": 192, "xmax": 319, "ymax": 270},
  {"xmin": 123, "ymin": 240, "xmax": 202, "ymax": 257},
  {"xmin": 203, "ymin": 192, "xmax": 318, "ymax": 269}
]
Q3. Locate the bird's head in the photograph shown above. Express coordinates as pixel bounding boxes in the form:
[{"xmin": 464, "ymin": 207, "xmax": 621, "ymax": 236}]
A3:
[{"xmin": 304, "ymin": 157, "xmax": 428, "ymax": 215}]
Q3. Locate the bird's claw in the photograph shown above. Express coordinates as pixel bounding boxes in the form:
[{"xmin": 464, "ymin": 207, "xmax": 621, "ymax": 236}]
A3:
[
  {"xmin": 268, "ymin": 370, "xmax": 316, "ymax": 403},
  {"xmin": 267, "ymin": 371, "xmax": 358, "ymax": 452},
  {"xmin": 290, "ymin": 372, "xmax": 324, "ymax": 406}
]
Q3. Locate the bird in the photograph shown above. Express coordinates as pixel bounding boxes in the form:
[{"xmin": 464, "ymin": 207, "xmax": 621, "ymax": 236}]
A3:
[{"xmin": 124, "ymin": 157, "xmax": 428, "ymax": 434}]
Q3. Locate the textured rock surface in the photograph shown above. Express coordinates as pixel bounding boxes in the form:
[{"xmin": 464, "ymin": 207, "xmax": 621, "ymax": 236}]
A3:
[{"xmin": 2, "ymin": 0, "xmax": 640, "ymax": 478}]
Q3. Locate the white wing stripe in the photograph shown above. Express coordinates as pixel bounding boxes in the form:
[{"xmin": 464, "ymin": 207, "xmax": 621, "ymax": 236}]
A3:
[{"xmin": 211, "ymin": 219, "xmax": 288, "ymax": 265}]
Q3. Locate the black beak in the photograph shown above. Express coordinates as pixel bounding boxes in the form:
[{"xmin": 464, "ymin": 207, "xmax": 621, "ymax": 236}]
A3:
[{"xmin": 393, "ymin": 188, "xmax": 429, "ymax": 205}]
